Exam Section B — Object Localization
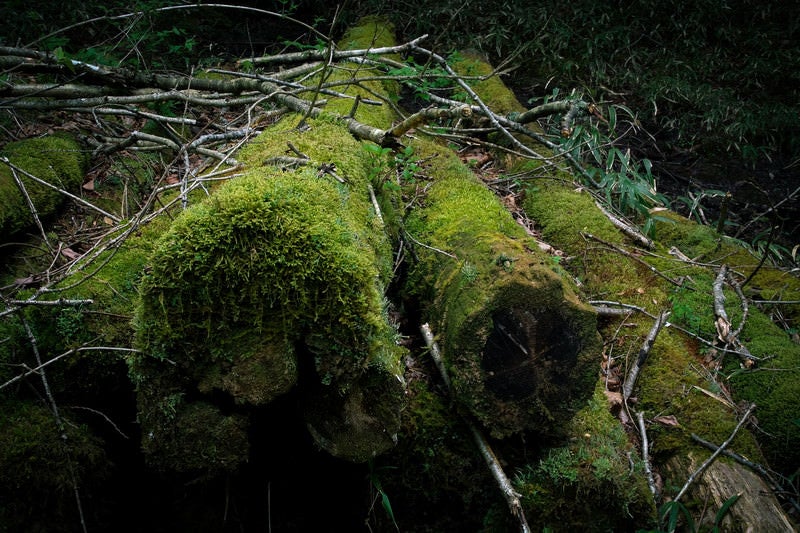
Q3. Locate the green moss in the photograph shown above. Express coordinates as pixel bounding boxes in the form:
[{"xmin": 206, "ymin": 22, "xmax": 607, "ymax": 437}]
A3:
[
  {"xmin": 404, "ymin": 138, "xmax": 600, "ymax": 438},
  {"xmin": 524, "ymin": 178, "xmax": 796, "ymax": 477},
  {"xmin": 135, "ymin": 158, "xmax": 392, "ymax": 377},
  {"xmin": 131, "ymin": 111, "xmax": 407, "ymax": 467},
  {"xmin": 0, "ymin": 133, "xmax": 88, "ymax": 237},
  {"xmin": 451, "ymin": 51, "xmax": 527, "ymax": 116},
  {"xmin": 509, "ymin": 386, "xmax": 656, "ymax": 531}
]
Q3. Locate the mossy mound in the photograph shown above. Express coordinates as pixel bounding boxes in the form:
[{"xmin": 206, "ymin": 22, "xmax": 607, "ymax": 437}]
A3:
[
  {"xmin": 0, "ymin": 133, "xmax": 88, "ymax": 238},
  {"xmin": 523, "ymin": 179, "xmax": 797, "ymax": 476},
  {"xmin": 133, "ymin": 115, "xmax": 406, "ymax": 466},
  {"xmin": 404, "ymin": 138, "xmax": 600, "ymax": 439}
]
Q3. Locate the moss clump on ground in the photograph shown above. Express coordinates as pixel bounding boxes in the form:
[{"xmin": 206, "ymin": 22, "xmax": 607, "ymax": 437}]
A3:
[{"xmin": 0, "ymin": 133, "xmax": 88, "ymax": 238}]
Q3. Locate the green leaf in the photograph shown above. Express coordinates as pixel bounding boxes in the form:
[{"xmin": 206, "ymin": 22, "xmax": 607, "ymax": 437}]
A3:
[
  {"xmin": 714, "ymin": 493, "xmax": 741, "ymax": 527},
  {"xmin": 608, "ymin": 106, "xmax": 617, "ymax": 132}
]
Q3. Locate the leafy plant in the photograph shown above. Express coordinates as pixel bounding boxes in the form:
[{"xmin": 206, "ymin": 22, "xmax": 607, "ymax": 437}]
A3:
[
  {"xmin": 368, "ymin": 460, "xmax": 399, "ymax": 531},
  {"xmin": 637, "ymin": 493, "xmax": 740, "ymax": 533},
  {"xmin": 553, "ymin": 100, "xmax": 669, "ymax": 236}
]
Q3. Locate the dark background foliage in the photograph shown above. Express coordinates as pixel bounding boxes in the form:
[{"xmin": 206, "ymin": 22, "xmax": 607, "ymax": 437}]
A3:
[{"xmin": 3, "ymin": 0, "xmax": 797, "ymax": 244}]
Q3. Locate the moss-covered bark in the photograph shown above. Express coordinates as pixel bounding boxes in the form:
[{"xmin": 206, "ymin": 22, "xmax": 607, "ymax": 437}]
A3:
[
  {"xmin": 131, "ymin": 153, "xmax": 406, "ymax": 465},
  {"xmin": 403, "ymin": 137, "xmax": 600, "ymax": 439},
  {"xmin": 0, "ymin": 133, "xmax": 87, "ymax": 238},
  {"xmin": 130, "ymin": 20, "xmax": 408, "ymax": 468},
  {"xmin": 0, "ymin": 402, "xmax": 108, "ymax": 531},
  {"xmin": 520, "ymin": 134, "xmax": 798, "ymax": 531},
  {"xmin": 453, "ymin": 51, "xmax": 795, "ymax": 530}
]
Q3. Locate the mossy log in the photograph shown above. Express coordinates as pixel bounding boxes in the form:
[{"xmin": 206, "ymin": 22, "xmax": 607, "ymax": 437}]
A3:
[
  {"xmin": 131, "ymin": 115, "xmax": 406, "ymax": 467},
  {"xmin": 404, "ymin": 137, "xmax": 600, "ymax": 439},
  {"xmin": 0, "ymin": 133, "xmax": 87, "ymax": 238},
  {"xmin": 522, "ymin": 156, "xmax": 798, "ymax": 530},
  {"xmin": 455, "ymin": 51, "xmax": 798, "ymax": 529},
  {"xmin": 131, "ymin": 20, "xmax": 408, "ymax": 468}
]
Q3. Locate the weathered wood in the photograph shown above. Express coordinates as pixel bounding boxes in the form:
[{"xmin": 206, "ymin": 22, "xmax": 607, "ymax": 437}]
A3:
[{"xmin": 664, "ymin": 452, "xmax": 796, "ymax": 532}]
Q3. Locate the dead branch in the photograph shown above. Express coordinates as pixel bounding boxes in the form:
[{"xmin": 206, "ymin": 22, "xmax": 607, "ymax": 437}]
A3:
[
  {"xmin": 17, "ymin": 312, "xmax": 88, "ymax": 532},
  {"xmin": 674, "ymin": 403, "xmax": 756, "ymax": 503},
  {"xmin": 636, "ymin": 411, "xmax": 659, "ymax": 498},
  {"xmin": 388, "ymin": 105, "xmax": 473, "ymax": 139},
  {"xmin": 420, "ymin": 323, "xmax": 531, "ymax": 533},
  {"xmin": 582, "ymin": 232, "xmax": 686, "ymax": 288},
  {"xmin": 594, "ymin": 200, "xmax": 654, "ymax": 249},
  {"xmin": 7, "ymin": 160, "xmax": 53, "ymax": 252},
  {"xmin": 1, "ymin": 157, "xmax": 121, "ymax": 223},
  {"xmin": 712, "ymin": 265, "xmax": 757, "ymax": 367},
  {"xmin": 691, "ymin": 433, "xmax": 800, "ymax": 515},
  {"xmin": 623, "ymin": 310, "xmax": 669, "ymax": 402},
  {"xmin": 245, "ymin": 35, "xmax": 429, "ymax": 65}
]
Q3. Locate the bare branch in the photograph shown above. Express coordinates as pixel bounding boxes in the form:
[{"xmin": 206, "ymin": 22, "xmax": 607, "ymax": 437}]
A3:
[
  {"xmin": 623, "ymin": 310, "xmax": 669, "ymax": 402},
  {"xmin": 674, "ymin": 403, "xmax": 756, "ymax": 503},
  {"xmin": 0, "ymin": 157, "xmax": 121, "ymax": 223},
  {"xmin": 420, "ymin": 323, "xmax": 531, "ymax": 533}
]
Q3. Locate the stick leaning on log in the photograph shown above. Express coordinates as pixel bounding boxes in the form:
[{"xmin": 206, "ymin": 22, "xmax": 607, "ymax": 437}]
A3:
[{"xmin": 421, "ymin": 323, "xmax": 531, "ymax": 533}]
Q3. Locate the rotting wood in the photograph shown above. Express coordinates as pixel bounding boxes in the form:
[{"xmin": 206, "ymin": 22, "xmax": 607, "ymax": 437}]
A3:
[{"xmin": 404, "ymin": 136, "xmax": 600, "ymax": 439}]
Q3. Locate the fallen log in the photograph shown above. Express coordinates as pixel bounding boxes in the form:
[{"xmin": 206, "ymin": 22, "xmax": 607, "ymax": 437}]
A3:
[
  {"xmin": 403, "ymin": 136, "xmax": 600, "ymax": 439},
  {"xmin": 456, "ymin": 50, "xmax": 798, "ymax": 529},
  {"xmin": 130, "ymin": 19, "xmax": 410, "ymax": 468}
]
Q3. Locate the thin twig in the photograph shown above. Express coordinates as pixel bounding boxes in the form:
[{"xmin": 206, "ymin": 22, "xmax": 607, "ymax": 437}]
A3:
[
  {"xmin": 1, "ymin": 157, "xmax": 121, "ymax": 223},
  {"xmin": 420, "ymin": 323, "xmax": 530, "ymax": 533},
  {"xmin": 674, "ymin": 403, "xmax": 756, "ymax": 503},
  {"xmin": 7, "ymin": 162, "xmax": 54, "ymax": 252},
  {"xmin": 582, "ymin": 232, "xmax": 687, "ymax": 288},
  {"xmin": 623, "ymin": 310, "xmax": 669, "ymax": 402},
  {"xmin": 636, "ymin": 411, "xmax": 658, "ymax": 498},
  {"xmin": 18, "ymin": 313, "xmax": 88, "ymax": 533}
]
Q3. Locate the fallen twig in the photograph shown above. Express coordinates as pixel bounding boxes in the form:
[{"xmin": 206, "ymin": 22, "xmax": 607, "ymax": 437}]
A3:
[
  {"xmin": 420, "ymin": 323, "xmax": 530, "ymax": 533},
  {"xmin": 674, "ymin": 403, "xmax": 756, "ymax": 503},
  {"xmin": 594, "ymin": 200, "xmax": 654, "ymax": 249},
  {"xmin": 623, "ymin": 310, "xmax": 669, "ymax": 402},
  {"xmin": 582, "ymin": 233, "xmax": 686, "ymax": 288},
  {"xmin": 636, "ymin": 411, "xmax": 659, "ymax": 498},
  {"xmin": 712, "ymin": 265, "xmax": 757, "ymax": 368}
]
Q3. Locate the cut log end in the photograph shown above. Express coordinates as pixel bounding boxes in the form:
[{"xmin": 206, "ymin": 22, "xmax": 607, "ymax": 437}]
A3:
[{"xmin": 449, "ymin": 277, "xmax": 601, "ymax": 439}]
